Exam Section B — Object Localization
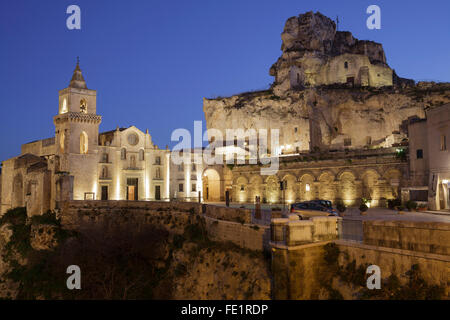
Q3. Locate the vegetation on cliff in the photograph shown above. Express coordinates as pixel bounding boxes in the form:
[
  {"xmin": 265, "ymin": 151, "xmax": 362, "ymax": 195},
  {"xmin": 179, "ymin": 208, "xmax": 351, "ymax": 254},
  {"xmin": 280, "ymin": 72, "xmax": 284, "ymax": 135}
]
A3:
[
  {"xmin": 0, "ymin": 207, "xmax": 271, "ymax": 300},
  {"xmin": 322, "ymin": 243, "xmax": 446, "ymax": 300}
]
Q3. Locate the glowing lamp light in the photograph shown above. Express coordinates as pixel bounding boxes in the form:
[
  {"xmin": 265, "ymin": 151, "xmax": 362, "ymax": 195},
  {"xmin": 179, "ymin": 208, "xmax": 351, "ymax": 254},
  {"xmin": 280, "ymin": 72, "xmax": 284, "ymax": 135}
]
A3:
[
  {"xmin": 443, "ymin": 179, "xmax": 449, "ymax": 184},
  {"xmin": 305, "ymin": 183, "xmax": 310, "ymax": 192}
]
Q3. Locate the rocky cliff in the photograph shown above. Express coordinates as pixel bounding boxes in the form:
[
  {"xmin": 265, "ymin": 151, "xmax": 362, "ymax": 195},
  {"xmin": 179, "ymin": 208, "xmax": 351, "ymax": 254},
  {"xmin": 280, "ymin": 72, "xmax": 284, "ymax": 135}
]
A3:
[
  {"xmin": 203, "ymin": 11, "xmax": 450, "ymax": 152},
  {"xmin": 276, "ymin": 12, "xmax": 386, "ymax": 63},
  {"xmin": 0, "ymin": 207, "xmax": 271, "ymax": 300},
  {"xmin": 204, "ymin": 84, "xmax": 450, "ymax": 152},
  {"xmin": 269, "ymin": 12, "xmax": 396, "ymax": 94}
]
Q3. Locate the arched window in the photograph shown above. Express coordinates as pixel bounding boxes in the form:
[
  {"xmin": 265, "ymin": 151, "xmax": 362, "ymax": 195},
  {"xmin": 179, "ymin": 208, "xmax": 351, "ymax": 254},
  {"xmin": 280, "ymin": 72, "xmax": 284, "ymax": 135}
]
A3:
[
  {"xmin": 121, "ymin": 148, "xmax": 126, "ymax": 160},
  {"xmin": 139, "ymin": 149, "xmax": 144, "ymax": 161},
  {"xmin": 80, "ymin": 99, "xmax": 87, "ymax": 113},
  {"xmin": 80, "ymin": 131, "xmax": 88, "ymax": 154},
  {"xmin": 344, "ymin": 61, "xmax": 348, "ymax": 69},
  {"xmin": 61, "ymin": 98, "xmax": 68, "ymax": 114},
  {"xmin": 102, "ymin": 153, "xmax": 109, "ymax": 163}
]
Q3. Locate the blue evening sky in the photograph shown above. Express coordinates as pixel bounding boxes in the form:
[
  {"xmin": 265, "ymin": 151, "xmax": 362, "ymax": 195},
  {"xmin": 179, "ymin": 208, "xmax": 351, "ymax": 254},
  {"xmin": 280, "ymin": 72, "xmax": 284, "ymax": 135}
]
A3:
[{"xmin": 1, "ymin": 0, "xmax": 449, "ymax": 161}]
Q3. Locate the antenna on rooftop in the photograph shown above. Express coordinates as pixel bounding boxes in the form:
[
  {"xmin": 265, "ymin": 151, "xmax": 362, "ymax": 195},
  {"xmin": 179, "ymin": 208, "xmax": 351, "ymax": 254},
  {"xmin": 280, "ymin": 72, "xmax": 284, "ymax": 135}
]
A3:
[{"xmin": 336, "ymin": 16, "xmax": 339, "ymax": 31}]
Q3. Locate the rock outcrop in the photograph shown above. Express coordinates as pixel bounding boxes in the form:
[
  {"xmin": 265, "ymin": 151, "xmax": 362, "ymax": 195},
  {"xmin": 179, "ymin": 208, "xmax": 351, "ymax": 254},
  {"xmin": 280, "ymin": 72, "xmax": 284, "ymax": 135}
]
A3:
[
  {"xmin": 277, "ymin": 11, "xmax": 386, "ymax": 63},
  {"xmin": 269, "ymin": 12, "xmax": 395, "ymax": 94},
  {"xmin": 203, "ymin": 12, "xmax": 450, "ymax": 152},
  {"xmin": 169, "ymin": 242, "xmax": 271, "ymax": 300},
  {"xmin": 204, "ymin": 84, "xmax": 450, "ymax": 152}
]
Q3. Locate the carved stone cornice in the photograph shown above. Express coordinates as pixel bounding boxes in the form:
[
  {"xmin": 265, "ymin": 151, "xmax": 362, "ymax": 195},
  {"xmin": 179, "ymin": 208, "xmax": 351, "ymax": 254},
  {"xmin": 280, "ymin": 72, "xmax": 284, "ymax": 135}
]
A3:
[{"xmin": 53, "ymin": 112, "xmax": 102, "ymax": 125}]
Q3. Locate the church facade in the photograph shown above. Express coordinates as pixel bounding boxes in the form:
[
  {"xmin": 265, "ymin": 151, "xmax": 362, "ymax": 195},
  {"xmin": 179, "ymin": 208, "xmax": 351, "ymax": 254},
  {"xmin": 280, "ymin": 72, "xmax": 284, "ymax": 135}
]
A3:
[{"xmin": 0, "ymin": 62, "xmax": 172, "ymax": 216}]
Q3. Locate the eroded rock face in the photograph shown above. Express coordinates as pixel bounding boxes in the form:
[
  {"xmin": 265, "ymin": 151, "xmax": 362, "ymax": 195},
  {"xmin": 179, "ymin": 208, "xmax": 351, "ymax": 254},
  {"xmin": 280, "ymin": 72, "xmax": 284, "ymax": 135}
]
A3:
[
  {"xmin": 30, "ymin": 224, "xmax": 59, "ymax": 251},
  {"xmin": 204, "ymin": 84, "xmax": 450, "ymax": 152},
  {"xmin": 270, "ymin": 12, "xmax": 393, "ymax": 95},
  {"xmin": 0, "ymin": 224, "xmax": 13, "ymax": 245},
  {"xmin": 170, "ymin": 242, "xmax": 271, "ymax": 300},
  {"xmin": 281, "ymin": 12, "xmax": 336, "ymax": 53}
]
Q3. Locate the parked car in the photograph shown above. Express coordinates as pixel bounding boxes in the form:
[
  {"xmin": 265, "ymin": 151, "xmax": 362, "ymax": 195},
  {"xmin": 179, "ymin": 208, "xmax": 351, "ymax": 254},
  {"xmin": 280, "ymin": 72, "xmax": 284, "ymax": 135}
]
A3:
[
  {"xmin": 290, "ymin": 201, "xmax": 338, "ymax": 219},
  {"xmin": 308, "ymin": 199, "xmax": 333, "ymax": 209}
]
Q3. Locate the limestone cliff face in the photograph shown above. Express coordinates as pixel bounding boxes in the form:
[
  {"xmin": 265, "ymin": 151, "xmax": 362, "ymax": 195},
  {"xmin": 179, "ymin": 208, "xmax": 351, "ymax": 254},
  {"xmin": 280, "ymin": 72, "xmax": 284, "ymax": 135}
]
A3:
[
  {"xmin": 203, "ymin": 11, "xmax": 450, "ymax": 152},
  {"xmin": 168, "ymin": 242, "xmax": 271, "ymax": 300},
  {"xmin": 204, "ymin": 84, "xmax": 450, "ymax": 152}
]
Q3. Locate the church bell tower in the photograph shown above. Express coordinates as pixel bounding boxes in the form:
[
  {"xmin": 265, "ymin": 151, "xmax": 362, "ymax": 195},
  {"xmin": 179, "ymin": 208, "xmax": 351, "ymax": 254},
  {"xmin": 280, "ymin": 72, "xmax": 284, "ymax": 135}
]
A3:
[{"xmin": 53, "ymin": 59, "xmax": 102, "ymax": 199}]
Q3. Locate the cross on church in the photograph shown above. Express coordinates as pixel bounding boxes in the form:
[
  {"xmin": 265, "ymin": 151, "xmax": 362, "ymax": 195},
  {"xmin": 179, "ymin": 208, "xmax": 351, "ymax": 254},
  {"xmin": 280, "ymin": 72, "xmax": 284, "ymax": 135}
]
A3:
[{"xmin": 76, "ymin": 56, "xmax": 80, "ymax": 65}]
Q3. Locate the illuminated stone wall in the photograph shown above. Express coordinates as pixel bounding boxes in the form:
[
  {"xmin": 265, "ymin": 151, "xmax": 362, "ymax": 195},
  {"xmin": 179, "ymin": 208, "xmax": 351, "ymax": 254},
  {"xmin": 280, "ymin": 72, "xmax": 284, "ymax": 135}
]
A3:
[{"xmin": 230, "ymin": 149, "xmax": 406, "ymax": 206}]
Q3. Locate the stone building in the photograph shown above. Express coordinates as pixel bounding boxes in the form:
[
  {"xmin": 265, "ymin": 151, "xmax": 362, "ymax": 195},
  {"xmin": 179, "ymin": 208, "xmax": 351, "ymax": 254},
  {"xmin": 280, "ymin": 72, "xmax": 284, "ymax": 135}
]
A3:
[
  {"xmin": 169, "ymin": 149, "xmax": 204, "ymax": 201},
  {"xmin": 0, "ymin": 62, "xmax": 170, "ymax": 216},
  {"xmin": 407, "ymin": 103, "xmax": 450, "ymax": 210},
  {"xmin": 168, "ymin": 148, "xmax": 234, "ymax": 203},
  {"xmin": 229, "ymin": 148, "xmax": 405, "ymax": 207},
  {"xmin": 269, "ymin": 12, "xmax": 393, "ymax": 95}
]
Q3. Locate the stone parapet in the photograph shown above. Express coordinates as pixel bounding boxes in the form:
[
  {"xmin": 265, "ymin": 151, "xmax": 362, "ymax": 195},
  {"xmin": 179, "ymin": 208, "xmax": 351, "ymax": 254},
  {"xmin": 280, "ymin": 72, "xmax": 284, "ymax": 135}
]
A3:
[
  {"xmin": 271, "ymin": 216, "xmax": 341, "ymax": 246},
  {"xmin": 363, "ymin": 220, "xmax": 450, "ymax": 255}
]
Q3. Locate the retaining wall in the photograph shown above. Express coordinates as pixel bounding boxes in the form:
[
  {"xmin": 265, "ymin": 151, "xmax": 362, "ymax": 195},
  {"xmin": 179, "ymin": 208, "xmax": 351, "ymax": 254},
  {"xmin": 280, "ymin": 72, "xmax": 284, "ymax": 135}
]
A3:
[
  {"xmin": 363, "ymin": 220, "xmax": 450, "ymax": 255},
  {"xmin": 59, "ymin": 200, "xmax": 264, "ymax": 251}
]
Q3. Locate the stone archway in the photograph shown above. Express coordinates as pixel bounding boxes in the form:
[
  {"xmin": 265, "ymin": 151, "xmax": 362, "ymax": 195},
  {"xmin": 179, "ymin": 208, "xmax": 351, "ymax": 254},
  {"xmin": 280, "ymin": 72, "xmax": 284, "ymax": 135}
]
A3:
[
  {"xmin": 235, "ymin": 176, "xmax": 249, "ymax": 203},
  {"xmin": 299, "ymin": 173, "xmax": 315, "ymax": 201},
  {"xmin": 249, "ymin": 175, "xmax": 263, "ymax": 203},
  {"xmin": 383, "ymin": 168, "xmax": 402, "ymax": 200},
  {"xmin": 202, "ymin": 168, "xmax": 221, "ymax": 202},
  {"xmin": 360, "ymin": 169, "xmax": 381, "ymax": 204},
  {"xmin": 282, "ymin": 174, "xmax": 297, "ymax": 204},
  {"xmin": 12, "ymin": 173, "xmax": 24, "ymax": 208},
  {"xmin": 265, "ymin": 176, "xmax": 280, "ymax": 204},
  {"xmin": 338, "ymin": 171, "xmax": 357, "ymax": 206},
  {"xmin": 318, "ymin": 171, "xmax": 335, "ymax": 202}
]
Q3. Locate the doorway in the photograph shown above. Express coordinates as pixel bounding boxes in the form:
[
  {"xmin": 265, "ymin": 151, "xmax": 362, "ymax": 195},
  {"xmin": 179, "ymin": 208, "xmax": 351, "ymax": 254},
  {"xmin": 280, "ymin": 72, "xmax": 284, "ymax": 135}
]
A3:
[
  {"xmin": 202, "ymin": 168, "xmax": 221, "ymax": 202},
  {"xmin": 346, "ymin": 77, "xmax": 355, "ymax": 86},
  {"xmin": 127, "ymin": 178, "xmax": 138, "ymax": 200},
  {"xmin": 101, "ymin": 186, "xmax": 108, "ymax": 200},
  {"xmin": 155, "ymin": 185, "xmax": 161, "ymax": 201}
]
